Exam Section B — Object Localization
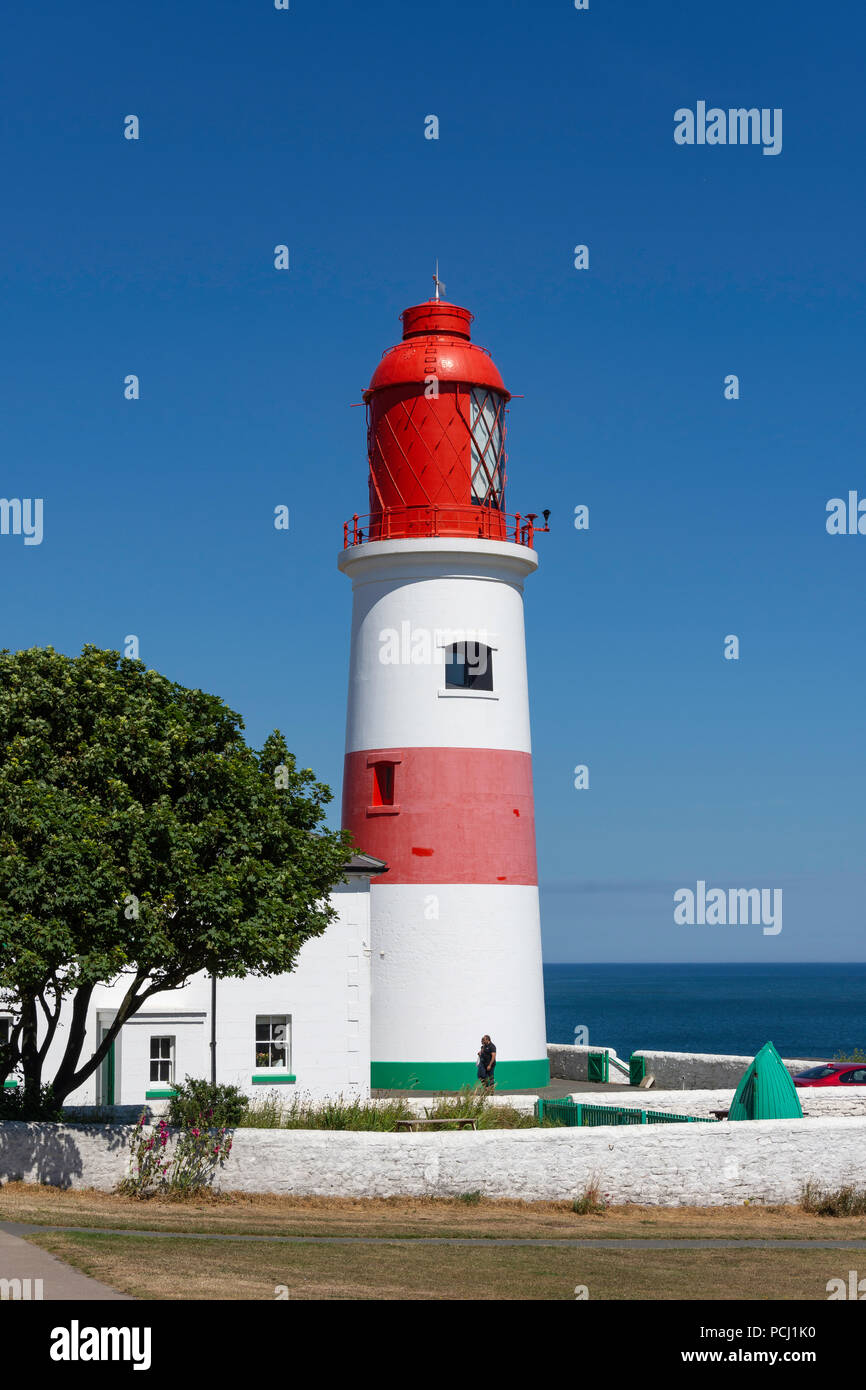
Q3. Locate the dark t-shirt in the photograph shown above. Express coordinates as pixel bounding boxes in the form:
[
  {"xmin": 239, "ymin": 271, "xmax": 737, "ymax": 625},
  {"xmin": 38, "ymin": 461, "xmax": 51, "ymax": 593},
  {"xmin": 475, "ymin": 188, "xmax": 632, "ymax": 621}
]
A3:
[{"xmin": 479, "ymin": 1042, "xmax": 496, "ymax": 1069}]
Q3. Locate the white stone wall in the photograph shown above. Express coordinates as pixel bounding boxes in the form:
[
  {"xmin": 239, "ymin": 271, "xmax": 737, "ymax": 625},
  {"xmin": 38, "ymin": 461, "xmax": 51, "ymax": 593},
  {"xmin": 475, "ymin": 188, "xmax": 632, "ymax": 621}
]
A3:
[
  {"xmin": 630, "ymin": 1049, "xmax": 826, "ymax": 1089},
  {"xmin": 565, "ymin": 1087, "xmax": 866, "ymax": 1119},
  {"xmin": 4, "ymin": 1116, "xmax": 866, "ymax": 1205},
  {"xmin": 547, "ymin": 1044, "xmax": 630, "ymax": 1083}
]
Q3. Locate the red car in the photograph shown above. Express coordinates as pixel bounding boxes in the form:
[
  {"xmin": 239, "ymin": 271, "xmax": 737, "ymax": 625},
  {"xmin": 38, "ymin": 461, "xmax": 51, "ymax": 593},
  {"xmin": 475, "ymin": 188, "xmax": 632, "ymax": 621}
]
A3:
[{"xmin": 793, "ymin": 1062, "xmax": 866, "ymax": 1088}]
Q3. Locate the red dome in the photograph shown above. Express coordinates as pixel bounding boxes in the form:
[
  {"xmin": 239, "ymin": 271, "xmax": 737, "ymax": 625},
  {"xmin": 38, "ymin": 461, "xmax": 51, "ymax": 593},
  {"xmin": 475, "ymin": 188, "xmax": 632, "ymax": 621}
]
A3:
[{"xmin": 365, "ymin": 299, "xmax": 509, "ymax": 399}]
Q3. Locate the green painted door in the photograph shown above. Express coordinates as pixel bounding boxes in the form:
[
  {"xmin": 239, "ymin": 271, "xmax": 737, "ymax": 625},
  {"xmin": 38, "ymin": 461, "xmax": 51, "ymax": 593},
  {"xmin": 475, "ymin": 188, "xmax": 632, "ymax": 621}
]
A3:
[{"xmin": 97, "ymin": 1023, "xmax": 115, "ymax": 1107}]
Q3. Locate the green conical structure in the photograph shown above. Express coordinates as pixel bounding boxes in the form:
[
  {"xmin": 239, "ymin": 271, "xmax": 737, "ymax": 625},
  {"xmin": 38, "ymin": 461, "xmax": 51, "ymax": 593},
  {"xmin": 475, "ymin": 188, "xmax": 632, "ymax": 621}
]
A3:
[{"xmin": 728, "ymin": 1041, "xmax": 803, "ymax": 1121}]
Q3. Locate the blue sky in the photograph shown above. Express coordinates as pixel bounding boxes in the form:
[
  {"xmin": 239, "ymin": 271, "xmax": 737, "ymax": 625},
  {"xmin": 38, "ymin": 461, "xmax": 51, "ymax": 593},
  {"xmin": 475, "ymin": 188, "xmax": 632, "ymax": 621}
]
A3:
[{"xmin": 2, "ymin": 0, "xmax": 864, "ymax": 961}]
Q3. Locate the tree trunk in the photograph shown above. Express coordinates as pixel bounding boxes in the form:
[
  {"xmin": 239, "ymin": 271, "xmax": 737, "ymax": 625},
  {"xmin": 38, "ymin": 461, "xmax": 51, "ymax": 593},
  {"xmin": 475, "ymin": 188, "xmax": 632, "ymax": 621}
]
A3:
[
  {"xmin": 20, "ymin": 996, "xmax": 42, "ymax": 1096},
  {"xmin": 51, "ymin": 973, "xmax": 169, "ymax": 1103},
  {"xmin": 49, "ymin": 982, "xmax": 94, "ymax": 1104}
]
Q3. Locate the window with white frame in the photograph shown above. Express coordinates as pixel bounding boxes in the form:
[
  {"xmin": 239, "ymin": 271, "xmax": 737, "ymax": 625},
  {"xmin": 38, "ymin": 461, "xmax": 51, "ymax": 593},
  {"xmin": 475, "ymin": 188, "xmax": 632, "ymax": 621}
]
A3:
[
  {"xmin": 149, "ymin": 1035, "xmax": 175, "ymax": 1084},
  {"xmin": 255, "ymin": 1015, "xmax": 291, "ymax": 1071}
]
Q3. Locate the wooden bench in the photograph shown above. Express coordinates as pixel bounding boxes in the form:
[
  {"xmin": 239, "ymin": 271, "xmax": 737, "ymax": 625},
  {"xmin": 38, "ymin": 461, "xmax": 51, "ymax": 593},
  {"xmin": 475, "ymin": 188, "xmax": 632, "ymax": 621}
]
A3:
[{"xmin": 394, "ymin": 1117, "xmax": 478, "ymax": 1131}]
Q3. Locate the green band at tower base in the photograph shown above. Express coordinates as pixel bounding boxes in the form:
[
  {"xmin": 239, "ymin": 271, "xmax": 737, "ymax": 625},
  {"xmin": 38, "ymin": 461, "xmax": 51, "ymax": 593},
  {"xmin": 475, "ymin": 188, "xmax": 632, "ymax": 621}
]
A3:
[{"xmin": 370, "ymin": 1059, "xmax": 550, "ymax": 1091}]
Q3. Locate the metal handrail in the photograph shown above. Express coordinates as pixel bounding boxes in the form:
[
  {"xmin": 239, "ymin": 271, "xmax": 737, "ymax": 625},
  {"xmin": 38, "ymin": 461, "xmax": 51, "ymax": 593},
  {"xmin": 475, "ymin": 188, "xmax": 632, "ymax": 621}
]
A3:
[{"xmin": 342, "ymin": 505, "xmax": 549, "ymax": 550}]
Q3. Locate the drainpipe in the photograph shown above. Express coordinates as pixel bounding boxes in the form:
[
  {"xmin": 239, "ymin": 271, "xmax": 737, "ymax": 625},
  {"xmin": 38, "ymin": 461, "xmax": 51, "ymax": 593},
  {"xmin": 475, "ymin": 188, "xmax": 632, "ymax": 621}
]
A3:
[{"xmin": 210, "ymin": 973, "xmax": 217, "ymax": 1086}]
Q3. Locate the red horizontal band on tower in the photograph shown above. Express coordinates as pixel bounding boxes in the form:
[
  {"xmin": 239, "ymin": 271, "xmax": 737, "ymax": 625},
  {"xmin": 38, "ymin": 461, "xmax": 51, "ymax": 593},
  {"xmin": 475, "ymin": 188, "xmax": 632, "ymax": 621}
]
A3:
[{"xmin": 342, "ymin": 747, "xmax": 538, "ymax": 885}]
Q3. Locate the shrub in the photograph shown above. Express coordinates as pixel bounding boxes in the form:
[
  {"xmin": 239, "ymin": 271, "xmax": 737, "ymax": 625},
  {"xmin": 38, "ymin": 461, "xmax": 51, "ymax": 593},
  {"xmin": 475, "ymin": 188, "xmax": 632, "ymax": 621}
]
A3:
[
  {"xmin": 425, "ymin": 1087, "xmax": 538, "ymax": 1130},
  {"xmin": 572, "ymin": 1180, "xmax": 608, "ymax": 1215},
  {"xmin": 425, "ymin": 1087, "xmax": 486, "ymax": 1122},
  {"xmin": 240, "ymin": 1092, "xmax": 415, "ymax": 1131},
  {"xmin": 166, "ymin": 1077, "xmax": 249, "ymax": 1129},
  {"xmin": 457, "ymin": 1190, "xmax": 482, "ymax": 1205},
  {"xmin": 168, "ymin": 1123, "xmax": 234, "ymax": 1196},
  {"xmin": 234, "ymin": 1088, "xmax": 542, "ymax": 1131},
  {"xmin": 118, "ymin": 1112, "xmax": 235, "ymax": 1199},
  {"xmin": 0, "ymin": 1084, "xmax": 63, "ymax": 1122},
  {"xmin": 118, "ymin": 1115, "xmax": 173, "ymax": 1197},
  {"xmin": 833, "ymin": 1048, "xmax": 866, "ymax": 1063},
  {"xmin": 801, "ymin": 1181, "xmax": 866, "ymax": 1216},
  {"xmin": 238, "ymin": 1092, "xmax": 288, "ymax": 1129}
]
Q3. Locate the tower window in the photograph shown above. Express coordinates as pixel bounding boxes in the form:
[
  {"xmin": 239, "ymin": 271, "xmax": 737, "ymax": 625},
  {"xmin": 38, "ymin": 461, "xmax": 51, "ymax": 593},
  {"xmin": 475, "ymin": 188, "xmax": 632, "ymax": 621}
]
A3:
[
  {"xmin": 365, "ymin": 752, "xmax": 402, "ymax": 815},
  {"xmin": 445, "ymin": 642, "xmax": 493, "ymax": 692},
  {"xmin": 372, "ymin": 761, "xmax": 395, "ymax": 807}
]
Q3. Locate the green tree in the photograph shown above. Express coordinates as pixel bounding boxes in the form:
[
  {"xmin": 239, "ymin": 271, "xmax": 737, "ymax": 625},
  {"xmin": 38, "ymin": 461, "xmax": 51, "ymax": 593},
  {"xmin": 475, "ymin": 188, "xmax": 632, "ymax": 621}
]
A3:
[{"xmin": 0, "ymin": 645, "xmax": 352, "ymax": 1104}]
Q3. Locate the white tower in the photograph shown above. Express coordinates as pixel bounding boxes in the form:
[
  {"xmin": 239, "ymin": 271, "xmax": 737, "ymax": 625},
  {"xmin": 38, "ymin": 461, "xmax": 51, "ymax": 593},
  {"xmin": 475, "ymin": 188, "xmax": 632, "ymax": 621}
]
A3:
[{"xmin": 339, "ymin": 295, "xmax": 549, "ymax": 1090}]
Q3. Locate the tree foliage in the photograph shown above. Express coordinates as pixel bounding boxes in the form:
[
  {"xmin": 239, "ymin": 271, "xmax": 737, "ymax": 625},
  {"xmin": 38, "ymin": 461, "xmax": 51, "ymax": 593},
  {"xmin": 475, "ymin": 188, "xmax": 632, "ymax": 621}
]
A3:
[{"xmin": 0, "ymin": 645, "xmax": 352, "ymax": 1102}]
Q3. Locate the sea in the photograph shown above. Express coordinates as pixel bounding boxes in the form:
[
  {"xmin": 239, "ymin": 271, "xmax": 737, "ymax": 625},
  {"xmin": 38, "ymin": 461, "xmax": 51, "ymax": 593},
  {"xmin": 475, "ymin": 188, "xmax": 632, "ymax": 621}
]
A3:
[{"xmin": 543, "ymin": 963, "xmax": 866, "ymax": 1061}]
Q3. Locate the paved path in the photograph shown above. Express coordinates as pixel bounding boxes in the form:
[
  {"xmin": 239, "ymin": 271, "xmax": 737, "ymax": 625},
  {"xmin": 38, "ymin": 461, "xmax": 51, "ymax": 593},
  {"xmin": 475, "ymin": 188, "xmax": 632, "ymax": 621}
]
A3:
[
  {"xmin": 0, "ymin": 1227, "xmax": 132, "ymax": 1300},
  {"xmin": 4, "ymin": 1222, "xmax": 866, "ymax": 1251}
]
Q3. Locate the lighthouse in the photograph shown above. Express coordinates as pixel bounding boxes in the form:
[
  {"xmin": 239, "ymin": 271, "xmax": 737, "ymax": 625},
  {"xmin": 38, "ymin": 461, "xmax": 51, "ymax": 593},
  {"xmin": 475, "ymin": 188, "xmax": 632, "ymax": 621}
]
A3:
[{"xmin": 339, "ymin": 288, "xmax": 550, "ymax": 1091}]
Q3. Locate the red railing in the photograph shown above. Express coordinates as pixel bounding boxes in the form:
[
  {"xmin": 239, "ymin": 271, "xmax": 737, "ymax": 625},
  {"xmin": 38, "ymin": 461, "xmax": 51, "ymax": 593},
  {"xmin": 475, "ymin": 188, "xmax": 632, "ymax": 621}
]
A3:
[{"xmin": 342, "ymin": 505, "xmax": 549, "ymax": 550}]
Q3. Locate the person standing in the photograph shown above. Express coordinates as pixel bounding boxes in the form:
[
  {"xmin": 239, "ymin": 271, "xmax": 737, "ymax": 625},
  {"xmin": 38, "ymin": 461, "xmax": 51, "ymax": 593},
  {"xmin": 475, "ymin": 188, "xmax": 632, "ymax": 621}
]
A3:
[{"xmin": 477, "ymin": 1035, "xmax": 497, "ymax": 1090}]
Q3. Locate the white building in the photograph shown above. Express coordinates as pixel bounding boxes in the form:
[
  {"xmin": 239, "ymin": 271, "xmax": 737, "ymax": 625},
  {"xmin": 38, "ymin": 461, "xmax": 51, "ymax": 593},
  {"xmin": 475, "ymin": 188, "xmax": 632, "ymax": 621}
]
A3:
[{"xmin": 13, "ymin": 853, "xmax": 385, "ymax": 1109}]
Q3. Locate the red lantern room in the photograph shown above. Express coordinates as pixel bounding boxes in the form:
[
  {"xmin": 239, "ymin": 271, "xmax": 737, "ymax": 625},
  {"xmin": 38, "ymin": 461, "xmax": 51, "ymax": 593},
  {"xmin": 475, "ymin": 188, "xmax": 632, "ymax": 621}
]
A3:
[{"xmin": 343, "ymin": 293, "xmax": 546, "ymax": 548}]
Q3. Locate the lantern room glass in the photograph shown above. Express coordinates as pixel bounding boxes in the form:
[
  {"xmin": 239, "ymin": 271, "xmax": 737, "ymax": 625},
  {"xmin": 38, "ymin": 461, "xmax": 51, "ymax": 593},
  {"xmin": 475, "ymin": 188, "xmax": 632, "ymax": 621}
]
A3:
[{"xmin": 470, "ymin": 388, "xmax": 505, "ymax": 507}]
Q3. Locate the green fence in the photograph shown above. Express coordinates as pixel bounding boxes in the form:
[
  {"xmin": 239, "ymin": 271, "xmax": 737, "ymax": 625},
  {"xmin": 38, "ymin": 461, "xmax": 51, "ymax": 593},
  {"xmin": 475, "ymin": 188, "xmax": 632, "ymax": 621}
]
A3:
[
  {"xmin": 536, "ymin": 1098, "xmax": 717, "ymax": 1127},
  {"xmin": 587, "ymin": 1052, "xmax": 609, "ymax": 1083},
  {"xmin": 644, "ymin": 1109, "xmax": 716, "ymax": 1124},
  {"xmin": 629, "ymin": 1054, "xmax": 646, "ymax": 1086}
]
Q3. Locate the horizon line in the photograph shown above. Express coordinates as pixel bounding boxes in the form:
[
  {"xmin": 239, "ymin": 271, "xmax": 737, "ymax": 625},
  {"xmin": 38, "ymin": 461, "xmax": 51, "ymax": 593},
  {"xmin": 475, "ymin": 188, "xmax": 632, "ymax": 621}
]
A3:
[{"xmin": 542, "ymin": 959, "xmax": 866, "ymax": 966}]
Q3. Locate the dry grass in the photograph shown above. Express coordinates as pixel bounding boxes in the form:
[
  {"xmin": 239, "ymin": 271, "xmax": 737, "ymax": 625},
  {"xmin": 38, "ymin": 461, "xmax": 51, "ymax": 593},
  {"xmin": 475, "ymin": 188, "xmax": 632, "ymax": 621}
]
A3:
[
  {"xmin": 801, "ymin": 1181, "xmax": 866, "ymax": 1216},
  {"xmin": 235, "ymin": 1088, "xmax": 537, "ymax": 1130},
  {"xmin": 3, "ymin": 1182, "xmax": 866, "ymax": 1241},
  {"xmin": 22, "ymin": 1229, "xmax": 852, "ymax": 1301}
]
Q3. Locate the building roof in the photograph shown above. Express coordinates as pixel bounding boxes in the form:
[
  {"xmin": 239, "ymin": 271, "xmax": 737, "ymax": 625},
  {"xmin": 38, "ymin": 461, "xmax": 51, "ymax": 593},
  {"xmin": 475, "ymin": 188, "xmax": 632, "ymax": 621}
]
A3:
[{"xmin": 342, "ymin": 851, "xmax": 388, "ymax": 876}]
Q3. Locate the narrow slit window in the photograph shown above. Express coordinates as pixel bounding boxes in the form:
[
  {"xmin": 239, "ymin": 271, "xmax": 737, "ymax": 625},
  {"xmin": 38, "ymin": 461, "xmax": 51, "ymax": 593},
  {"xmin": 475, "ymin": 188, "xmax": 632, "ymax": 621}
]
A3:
[{"xmin": 372, "ymin": 762, "xmax": 395, "ymax": 806}]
